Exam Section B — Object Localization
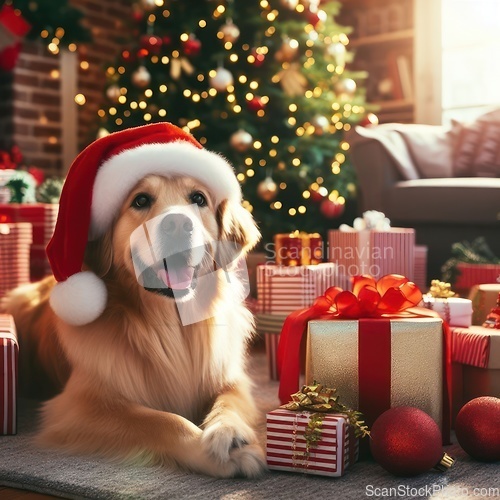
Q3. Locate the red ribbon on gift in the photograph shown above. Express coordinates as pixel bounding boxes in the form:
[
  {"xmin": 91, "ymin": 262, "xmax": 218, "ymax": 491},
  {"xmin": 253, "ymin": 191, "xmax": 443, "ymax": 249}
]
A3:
[{"xmin": 277, "ymin": 274, "xmax": 452, "ymax": 443}]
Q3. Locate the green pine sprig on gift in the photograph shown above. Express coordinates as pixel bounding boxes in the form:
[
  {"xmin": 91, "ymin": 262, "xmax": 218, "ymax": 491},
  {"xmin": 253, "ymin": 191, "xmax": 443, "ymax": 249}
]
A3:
[
  {"xmin": 441, "ymin": 237, "xmax": 500, "ymax": 284},
  {"xmin": 5, "ymin": 170, "xmax": 36, "ymax": 203}
]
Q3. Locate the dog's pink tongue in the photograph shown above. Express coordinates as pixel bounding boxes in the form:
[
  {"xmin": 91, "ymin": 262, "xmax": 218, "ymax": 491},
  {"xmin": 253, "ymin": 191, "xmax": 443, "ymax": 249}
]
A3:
[{"xmin": 157, "ymin": 267, "xmax": 194, "ymax": 290}]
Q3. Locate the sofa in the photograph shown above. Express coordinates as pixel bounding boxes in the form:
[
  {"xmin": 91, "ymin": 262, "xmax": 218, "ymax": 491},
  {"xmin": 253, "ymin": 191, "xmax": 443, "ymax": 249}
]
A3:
[{"xmin": 347, "ymin": 113, "xmax": 500, "ymax": 281}]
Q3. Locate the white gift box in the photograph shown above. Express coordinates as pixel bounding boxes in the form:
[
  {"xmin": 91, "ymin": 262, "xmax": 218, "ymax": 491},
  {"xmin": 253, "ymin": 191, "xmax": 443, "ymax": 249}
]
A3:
[{"xmin": 422, "ymin": 296, "xmax": 473, "ymax": 327}]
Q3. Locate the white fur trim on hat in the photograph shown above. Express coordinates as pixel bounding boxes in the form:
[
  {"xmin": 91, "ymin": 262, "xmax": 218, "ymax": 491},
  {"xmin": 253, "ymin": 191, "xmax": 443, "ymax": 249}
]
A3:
[
  {"xmin": 49, "ymin": 271, "xmax": 108, "ymax": 326},
  {"xmin": 90, "ymin": 141, "xmax": 241, "ymax": 239}
]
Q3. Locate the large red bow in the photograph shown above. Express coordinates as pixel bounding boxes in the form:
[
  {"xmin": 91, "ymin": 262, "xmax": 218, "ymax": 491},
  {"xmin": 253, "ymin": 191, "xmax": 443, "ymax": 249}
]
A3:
[{"xmin": 310, "ymin": 274, "xmax": 422, "ymax": 319}]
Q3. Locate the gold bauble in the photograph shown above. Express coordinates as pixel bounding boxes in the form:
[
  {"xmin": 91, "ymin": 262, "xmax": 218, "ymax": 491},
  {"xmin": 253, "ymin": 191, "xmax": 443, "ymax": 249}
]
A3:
[
  {"xmin": 132, "ymin": 66, "xmax": 151, "ymax": 88},
  {"xmin": 220, "ymin": 21, "xmax": 240, "ymax": 43},
  {"xmin": 311, "ymin": 114, "xmax": 330, "ymax": 135},
  {"xmin": 230, "ymin": 129, "xmax": 253, "ymax": 152},
  {"xmin": 334, "ymin": 77, "xmax": 357, "ymax": 98},
  {"xmin": 106, "ymin": 84, "xmax": 121, "ymax": 102},
  {"xmin": 257, "ymin": 176, "xmax": 278, "ymax": 202}
]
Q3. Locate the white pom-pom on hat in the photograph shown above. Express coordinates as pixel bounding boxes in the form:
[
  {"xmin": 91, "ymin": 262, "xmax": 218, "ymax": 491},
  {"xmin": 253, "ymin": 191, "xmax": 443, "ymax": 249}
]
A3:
[
  {"xmin": 49, "ymin": 271, "xmax": 108, "ymax": 326},
  {"xmin": 47, "ymin": 122, "xmax": 242, "ymax": 326}
]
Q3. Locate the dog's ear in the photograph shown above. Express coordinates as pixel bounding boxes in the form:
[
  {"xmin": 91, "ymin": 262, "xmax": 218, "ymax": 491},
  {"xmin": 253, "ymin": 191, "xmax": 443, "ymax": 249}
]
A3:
[
  {"xmin": 84, "ymin": 228, "xmax": 113, "ymax": 278},
  {"xmin": 216, "ymin": 199, "xmax": 261, "ymax": 256}
]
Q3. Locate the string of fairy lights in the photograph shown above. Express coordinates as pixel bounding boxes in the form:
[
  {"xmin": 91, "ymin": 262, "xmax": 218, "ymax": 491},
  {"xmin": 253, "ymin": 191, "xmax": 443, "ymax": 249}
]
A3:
[{"xmin": 95, "ymin": 0, "xmax": 366, "ymax": 219}]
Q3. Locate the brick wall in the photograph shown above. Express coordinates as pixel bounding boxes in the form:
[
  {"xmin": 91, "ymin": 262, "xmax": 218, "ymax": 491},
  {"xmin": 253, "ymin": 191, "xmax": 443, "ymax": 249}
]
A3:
[{"xmin": 0, "ymin": 0, "xmax": 131, "ymax": 176}]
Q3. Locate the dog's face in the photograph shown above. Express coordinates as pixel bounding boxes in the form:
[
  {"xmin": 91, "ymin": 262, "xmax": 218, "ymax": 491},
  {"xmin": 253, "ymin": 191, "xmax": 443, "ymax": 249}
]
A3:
[{"xmin": 85, "ymin": 174, "xmax": 260, "ymax": 307}]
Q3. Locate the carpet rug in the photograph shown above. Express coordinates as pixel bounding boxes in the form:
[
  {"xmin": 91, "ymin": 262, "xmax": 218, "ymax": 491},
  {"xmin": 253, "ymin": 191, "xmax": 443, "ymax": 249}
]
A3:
[{"xmin": 0, "ymin": 349, "xmax": 499, "ymax": 500}]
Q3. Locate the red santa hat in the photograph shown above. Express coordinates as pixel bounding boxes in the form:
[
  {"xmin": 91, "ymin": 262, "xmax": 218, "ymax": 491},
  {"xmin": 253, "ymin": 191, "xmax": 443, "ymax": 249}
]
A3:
[{"xmin": 47, "ymin": 122, "xmax": 242, "ymax": 326}]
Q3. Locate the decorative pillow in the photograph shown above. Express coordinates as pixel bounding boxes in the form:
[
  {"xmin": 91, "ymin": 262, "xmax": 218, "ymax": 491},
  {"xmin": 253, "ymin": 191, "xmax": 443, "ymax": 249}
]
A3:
[
  {"xmin": 452, "ymin": 112, "xmax": 500, "ymax": 178},
  {"xmin": 394, "ymin": 124, "xmax": 454, "ymax": 178}
]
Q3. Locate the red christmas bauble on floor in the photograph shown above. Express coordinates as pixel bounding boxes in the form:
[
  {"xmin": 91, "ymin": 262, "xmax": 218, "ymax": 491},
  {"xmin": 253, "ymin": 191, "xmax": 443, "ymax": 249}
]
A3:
[
  {"xmin": 370, "ymin": 407, "xmax": 444, "ymax": 476},
  {"xmin": 320, "ymin": 198, "xmax": 344, "ymax": 218},
  {"xmin": 455, "ymin": 396, "xmax": 500, "ymax": 461}
]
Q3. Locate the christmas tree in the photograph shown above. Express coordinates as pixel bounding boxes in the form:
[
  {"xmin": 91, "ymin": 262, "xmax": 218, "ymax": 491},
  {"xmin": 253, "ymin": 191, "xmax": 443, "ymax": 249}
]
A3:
[{"xmin": 98, "ymin": 0, "xmax": 367, "ymax": 243}]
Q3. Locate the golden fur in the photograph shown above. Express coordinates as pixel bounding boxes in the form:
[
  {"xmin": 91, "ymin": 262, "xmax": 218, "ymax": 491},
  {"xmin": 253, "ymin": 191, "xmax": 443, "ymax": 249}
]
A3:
[{"xmin": 2, "ymin": 174, "xmax": 266, "ymax": 478}]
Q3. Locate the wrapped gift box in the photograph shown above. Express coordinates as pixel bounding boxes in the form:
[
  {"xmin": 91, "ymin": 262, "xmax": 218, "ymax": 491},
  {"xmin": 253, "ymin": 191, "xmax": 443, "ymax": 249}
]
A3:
[
  {"xmin": 327, "ymin": 228, "xmax": 415, "ymax": 282},
  {"xmin": 257, "ymin": 263, "xmax": 345, "ymax": 315},
  {"xmin": 266, "ymin": 408, "xmax": 358, "ymax": 477},
  {"xmin": 0, "ymin": 203, "xmax": 58, "ymax": 281},
  {"xmin": 422, "ymin": 296, "xmax": 473, "ymax": 327},
  {"xmin": 451, "ymin": 325, "xmax": 500, "ymax": 421},
  {"xmin": 255, "ymin": 313, "xmax": 288, "ymax": 380},
  {"xmin": 0, "ymin": 314, "xmax": 18, "ymax": 435},
  {"xmin": 305, "ymin": 317, "xmax": 446, "ymax": 432},
  {"xmin": 0, "ymin": 222, "xmax": 32, "ymax": 298},
  {"xmin": 469, "ymin": 284, "xmax": 500, "ymax": 326},
  {"xmin": 454, "ymin": 263, "xmax": 500, "ymax": 292}
]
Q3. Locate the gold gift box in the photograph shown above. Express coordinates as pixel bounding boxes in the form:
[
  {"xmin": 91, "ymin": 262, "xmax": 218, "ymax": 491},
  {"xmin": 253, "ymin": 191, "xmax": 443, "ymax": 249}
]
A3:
[{"xmin": 305, "ymin": 317, "xmax": 444, "ymax": 429}]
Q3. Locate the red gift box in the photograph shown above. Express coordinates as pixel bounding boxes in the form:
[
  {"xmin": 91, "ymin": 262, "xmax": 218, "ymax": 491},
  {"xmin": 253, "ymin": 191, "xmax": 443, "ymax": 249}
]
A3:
[
  {"xmin": 454, "ymin": 263, "xmax": 500, "ymax": 292},
  {"xmin": 0, "ymin": 314, "xmax": 18, "ymax": 435},
  {"xmin": 0, "ymin": 222, "xmax": 32, "ymax": 297},
  {"xmin": 266, "ymin": 408, "xmax": 358, "ymax": 477},
  {"xmin": 0, "ymin": 203, "xmax": 58, "ymax": 281}
]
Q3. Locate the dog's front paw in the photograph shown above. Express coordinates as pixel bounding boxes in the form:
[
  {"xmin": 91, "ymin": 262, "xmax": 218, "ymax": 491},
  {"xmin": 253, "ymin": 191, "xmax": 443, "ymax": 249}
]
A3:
[
  {"xmin": 202, "ymin": 411, "xmax": 256, "ymax": 463},
  {"xmin": 200, "ymin": 412, "xmax": 266, "ymax": 477}
]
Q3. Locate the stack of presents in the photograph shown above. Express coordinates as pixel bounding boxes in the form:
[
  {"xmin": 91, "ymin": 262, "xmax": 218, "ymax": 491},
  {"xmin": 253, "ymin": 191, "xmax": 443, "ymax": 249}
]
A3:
[
  {"xmin": 1, "ymin": 161, "xmax": 60, "ymax": 436},
  {"xmin": 252, "ymin": 212, "xmax": 500, "ymax": 476}
]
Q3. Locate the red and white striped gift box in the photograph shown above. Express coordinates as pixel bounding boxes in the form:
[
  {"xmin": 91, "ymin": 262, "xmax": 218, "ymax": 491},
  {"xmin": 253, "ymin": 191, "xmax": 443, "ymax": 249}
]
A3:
[
  {"xmin": 257, "ymin": 263, "xmax": 346, "ymax": 315},
  {"xmin": 327, "ymin": 228, "xmax": 415, "ymax": 282},
  {"xmin": 0, "ymin": 203, "xmax": 59, "ymax": 281},
  {"xmin": 266, "ymin": 408, "xmax": 358, "ymax": 477},
  {"xmin": 0, "ymin": 314, "xmax": 18, "ymax": 435},
  {"xmin": 0, "ymin": 222, "xmax": 32, "ymax": 298}
]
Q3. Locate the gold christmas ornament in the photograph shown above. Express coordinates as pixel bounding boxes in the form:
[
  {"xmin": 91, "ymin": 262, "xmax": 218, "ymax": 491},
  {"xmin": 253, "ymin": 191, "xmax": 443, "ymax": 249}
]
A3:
[
  {"xmin": 334, "ymin": 77, "xmax": 357, "ymax": 98},
  {"xmin": 220, "ymin": 20, "xmax": 240, "ymax": 43},
  {"xmin": 140, "ymin": 0, "xmax": 157, "ymax": 11},
  {"xmin": 326, "ymin": 42, "xmax": 346, "ymax": 67},
  {"xmin": 209, "ymin": 67, "xmax": 234, "ymax": 91},
  {"xmin": 280, "ymin": 0, "xmax": 299, "ymax": 10},
  {"xmin": 275, "ymin": 37, "xmax": 299, "ymax": 63},
  {"xmin": 106, "ymin": 84, "xmax": 121, "ymax": 102},
  {"xmin": 274, "ymin": 62, "xmax": 308, "ymax": 96},
  {"xmin": 230, "ymin": 129, "xmax": 253, "ymax": 152},
  {"xmin": 257, "ymin": 176, "xmax": 278, "ymax": 202},
  {"xmin": 311, "ymin": 114, "xmax": 330, "ymax": 135},
  {"xmin": 131, "ymin": 65, "xmax": 151, "ymax": 88}
]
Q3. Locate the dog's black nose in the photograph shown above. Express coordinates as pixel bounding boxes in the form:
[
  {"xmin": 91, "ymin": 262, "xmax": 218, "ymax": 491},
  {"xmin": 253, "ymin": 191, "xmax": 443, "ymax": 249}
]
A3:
[{"xmin": 162, "ymin": 213, "xmax": 193, "ymax": 236}]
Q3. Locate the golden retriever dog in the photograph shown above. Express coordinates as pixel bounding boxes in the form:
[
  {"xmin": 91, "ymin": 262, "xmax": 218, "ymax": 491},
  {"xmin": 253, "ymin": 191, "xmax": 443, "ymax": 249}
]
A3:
[{"xmin": 1, "ymin": 123, "xmax": 266, "ymax": 478}]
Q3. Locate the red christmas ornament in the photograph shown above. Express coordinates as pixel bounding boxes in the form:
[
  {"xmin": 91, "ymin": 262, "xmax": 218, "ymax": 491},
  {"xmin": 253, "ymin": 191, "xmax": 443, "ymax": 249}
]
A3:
[
  {"xmin": 320, "ymin": 198, "xmax": 345, "ymax": 218},
  {"xmin": 131, "ymin": 8, "xmax": 144, "ymax": 23},
  {"xmin": 247, "ymin": 96, "xmax": 265, "ymax": 112},
  {"xmin": 162, "ymin": 35, "xmax": 172, "ymax": 47},
  {"xmin": 370, "ymin": 407, "xmax": 448, "ymax": 476},
  {"xmin": 307, "ymin": 9, "xmax": 327, "ymax": 28},
  {"xmin": 137, "ymin": 48, "xmax": 149, "ymax": 59},
  {"xmin": 309, "ymin": 189, "xmax": 324, "ymax": 203},
  {"xmin": 121, "ymin": 49, "xmax": 135, "ymax": 62},
  {"xmin": 455, "ymin": 397, "xmax": 500, "ymax": 461},
  {"xmin": 358, "ymin": 112, "xmax": 379, "ymax": 127},
  {"xmin": 182, "ymin": 36, "xmax": 202, "ymax": 57},
  {"xmin": 250, "ymin": 48, "xmax": 265, "ymax": 67},
  {"xmin": 140, "ymin": 35, "xmax": 163, "ymax": 54}
]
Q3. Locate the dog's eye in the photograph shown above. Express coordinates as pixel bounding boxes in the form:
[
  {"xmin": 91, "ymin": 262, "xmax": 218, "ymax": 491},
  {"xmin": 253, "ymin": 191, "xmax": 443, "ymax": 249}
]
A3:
[
  {"xmin": 131, "ymin": 193, "xmax": 152, "ymax": 210},
  {"xmin": 190, "ymin": 191, "xmax": 207, "ymax": 207}
]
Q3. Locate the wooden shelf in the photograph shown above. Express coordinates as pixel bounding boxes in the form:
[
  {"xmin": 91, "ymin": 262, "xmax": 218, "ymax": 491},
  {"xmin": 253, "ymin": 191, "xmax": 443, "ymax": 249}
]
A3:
[{"xmin": 348, "ymin": 29, "xmax": 414, "ymax": 48}]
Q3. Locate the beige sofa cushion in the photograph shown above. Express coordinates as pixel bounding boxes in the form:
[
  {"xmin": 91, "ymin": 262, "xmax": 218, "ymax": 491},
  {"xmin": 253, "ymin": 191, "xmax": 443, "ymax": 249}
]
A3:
[{"xmin": 387, "ymin": 177, "xmax": 500, "ymax": 224}]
